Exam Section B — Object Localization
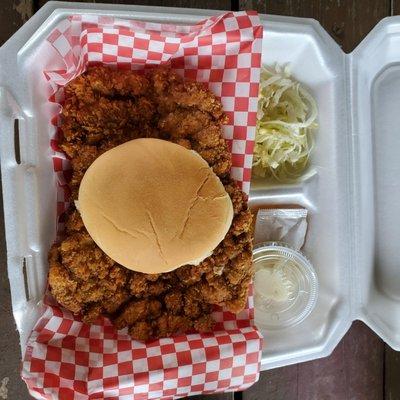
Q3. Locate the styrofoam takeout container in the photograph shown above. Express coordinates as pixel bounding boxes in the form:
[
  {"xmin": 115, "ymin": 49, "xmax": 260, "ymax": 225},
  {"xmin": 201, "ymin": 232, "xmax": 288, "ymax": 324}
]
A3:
[{"xmin": 1, "ymin": 1, "xmax": 400, "ymax": 371}]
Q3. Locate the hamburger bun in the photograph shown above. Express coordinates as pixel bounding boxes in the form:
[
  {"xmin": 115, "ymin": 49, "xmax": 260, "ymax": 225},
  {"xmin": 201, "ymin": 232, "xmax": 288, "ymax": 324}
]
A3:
[{"xmin": 78, "ymin": 138, "xmax": 233, "ymax": 274}]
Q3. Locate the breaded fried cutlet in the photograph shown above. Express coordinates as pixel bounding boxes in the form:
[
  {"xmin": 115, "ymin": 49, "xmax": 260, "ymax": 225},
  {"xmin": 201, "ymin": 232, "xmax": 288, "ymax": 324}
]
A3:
[{"xmin": 48, "ymin": 65, "xmax": 253, "ymax": 340}]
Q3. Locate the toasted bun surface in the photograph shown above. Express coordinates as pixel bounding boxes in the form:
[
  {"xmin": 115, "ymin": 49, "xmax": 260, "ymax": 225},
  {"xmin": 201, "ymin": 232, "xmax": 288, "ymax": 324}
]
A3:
[{"xmin": 78, "ymin": 138, "xmax": 233, "ymax": 274}]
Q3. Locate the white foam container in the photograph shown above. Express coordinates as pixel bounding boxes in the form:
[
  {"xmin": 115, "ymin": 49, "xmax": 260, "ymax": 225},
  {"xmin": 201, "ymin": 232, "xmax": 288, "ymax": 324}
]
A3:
[{"xmin": 1, "ymin": 1, "xmax": 400, "ymax": 371}]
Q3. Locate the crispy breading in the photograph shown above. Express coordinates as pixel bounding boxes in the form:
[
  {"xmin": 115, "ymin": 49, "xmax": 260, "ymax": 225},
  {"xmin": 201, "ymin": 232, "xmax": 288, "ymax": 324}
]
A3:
[
  {"xmin": 48, "ymin": 232, "xmax": 130, "ymax": 323},
  {"xmin": 48, "ymin": 65, "xmax": 253, "ymax": 340},
  {"xmin": 114, "ymin": 299, "xmax": 162, "ymax": 330},
  {"xmin": 65, "ymin": 65, "xmax": 149, "ymax": 100},
  {"xmin": 158, "ymin": 109, "xmax": 212, "ymax": 138},
  {"xmin": 85, "ymin": 65, "xmax": 150, "ymax": 97},
  {"xmin": 129, "ymin": 321, "xmax": 153, "ymax": 341},
  {"xmin": 63, "ymin": 97, "xmax": 154, "ymax": 137},
  {"xmin": 150, "ymin": 67, "xmax": 227, "ymax": 122}
]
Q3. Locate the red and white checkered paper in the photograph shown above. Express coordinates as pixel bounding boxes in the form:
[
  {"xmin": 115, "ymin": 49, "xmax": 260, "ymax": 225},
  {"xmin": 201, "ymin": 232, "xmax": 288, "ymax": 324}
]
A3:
[{"xmin": 22, "ymin": 11, "xmax": 263, "ymax": 400}]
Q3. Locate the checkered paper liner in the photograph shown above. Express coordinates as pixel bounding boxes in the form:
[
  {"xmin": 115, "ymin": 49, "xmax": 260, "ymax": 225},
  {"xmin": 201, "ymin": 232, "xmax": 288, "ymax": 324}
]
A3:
[{"xmin": 22, "ymin": 11, "xmax": 263, "ymax": 400}]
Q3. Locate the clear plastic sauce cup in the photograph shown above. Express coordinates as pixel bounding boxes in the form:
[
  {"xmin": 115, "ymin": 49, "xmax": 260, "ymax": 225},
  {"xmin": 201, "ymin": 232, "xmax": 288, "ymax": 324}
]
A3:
[{"xmin": 253, "ymin": 242, "xmax": 318, "ymax": 330}]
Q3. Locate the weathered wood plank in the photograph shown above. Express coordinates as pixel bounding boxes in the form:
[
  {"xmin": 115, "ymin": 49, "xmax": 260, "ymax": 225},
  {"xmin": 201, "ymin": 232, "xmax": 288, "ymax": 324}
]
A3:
[
  {"xmin": 242, "ymin": 364, "xmax": 298, "ymax": 400},
  {"xmin": 37, "ymin": 0, "xmax": 231, "ymax": 11},
  {"xmin": 385, "ymin": 346, "xmax": 400, "ymax": 400},
  {"xmin": 239, "ymin": 0, "xmax": 390, "ymax": 52},
  {"xmin": 189, "ymin": 394, "xmax": 234, "ymax": 400},
  {"xmin": 0, "ymin": 0, "xmax": 33, "ymax": 45},
  {"xmin": 296, "ymin": 346, "xmax": 347, "ymax": 400},
  {"xmin": 244, "ymin": 322, "xmax": 384, "ymax": 400},
  {"xmin": 393, "ymin": 0, "xmax": 400, "ymax": 14},
  {"xmin": 343, "ymin": 321, "xmax": 384, "ymax": 400},
  {"xmin": 298, "ymin": 321, "xmax": 384, "ymax": 400}
]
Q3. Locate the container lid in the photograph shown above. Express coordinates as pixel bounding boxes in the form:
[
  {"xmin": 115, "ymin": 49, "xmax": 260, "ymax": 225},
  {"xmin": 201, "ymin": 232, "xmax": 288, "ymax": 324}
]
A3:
[{"xmin": 351, "ymin": 16, "xmax": 400, "ymax": 349}]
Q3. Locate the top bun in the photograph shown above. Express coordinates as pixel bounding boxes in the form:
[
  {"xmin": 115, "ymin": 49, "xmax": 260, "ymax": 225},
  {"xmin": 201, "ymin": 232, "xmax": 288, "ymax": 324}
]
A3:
[{"xmin": 78, "ymin": 138, "xmax": 233, "ymax": 274}]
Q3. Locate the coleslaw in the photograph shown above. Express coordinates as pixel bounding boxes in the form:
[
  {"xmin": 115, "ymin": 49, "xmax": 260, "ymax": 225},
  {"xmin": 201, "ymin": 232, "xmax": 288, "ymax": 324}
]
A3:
[{"xmin": 252, "ymin": 64, "xmax": 318, "ymax": 181}]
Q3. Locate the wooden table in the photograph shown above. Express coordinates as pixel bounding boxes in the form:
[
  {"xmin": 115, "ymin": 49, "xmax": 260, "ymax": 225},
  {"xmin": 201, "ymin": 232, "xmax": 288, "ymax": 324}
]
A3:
[{"xmin": 1, "ymin": 1, "xmax": 399, "ymax": 399}]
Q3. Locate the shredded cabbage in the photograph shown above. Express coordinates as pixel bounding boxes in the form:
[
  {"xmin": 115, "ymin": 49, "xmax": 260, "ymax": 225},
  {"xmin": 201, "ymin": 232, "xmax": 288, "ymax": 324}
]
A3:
[{"xmin": 253, "ymin": 64, "xmax": 318, "ymax": 181}]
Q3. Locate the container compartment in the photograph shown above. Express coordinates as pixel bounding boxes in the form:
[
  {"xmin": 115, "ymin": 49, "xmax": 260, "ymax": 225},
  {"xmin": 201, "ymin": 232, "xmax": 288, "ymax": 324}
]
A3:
[
  {"xmin": 251, "ymin": 16, "xmax": 353, "ymax": 368},
  {"xmin": 372, "ymin": 67, "xmax": 400, "ymax": 300}
]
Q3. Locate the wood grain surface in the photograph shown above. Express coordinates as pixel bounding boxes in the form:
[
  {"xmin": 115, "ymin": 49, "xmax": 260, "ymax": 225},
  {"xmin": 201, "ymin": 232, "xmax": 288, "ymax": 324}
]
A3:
[
  {"xmin": 1, "ymin": 1, "xmax": 400, "ymax": 400},
  {"xmin": 243, "ymin": 321, "xmax": 385, "ymax": 400},
  {"xmin": 190, "ymin": 394, "xmax": 234, "ymax": 400},
  {"xmin": 385, "ymin": 347, "xmax": 400, "ymax": 400},
  {"xmin": 393, "ymin": 0, "xmax": 400, "ymax": 14},
  {"xmin": 0, "ymin": 0, "xmax": 32, "ymax": 46},
  {"xmin": 240, "ymin": 0, "xmax": 391, "ymax": 52},
  {"xmin": 37, "ymin": 0, "xmax": 232, "ymax": 10}
]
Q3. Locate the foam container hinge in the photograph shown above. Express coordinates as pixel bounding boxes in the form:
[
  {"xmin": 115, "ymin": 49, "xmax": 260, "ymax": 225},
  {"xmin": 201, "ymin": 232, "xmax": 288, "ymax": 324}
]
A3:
[{"xmin": 1, "ymin": 1, "xmax": 400, "ymax": 370}]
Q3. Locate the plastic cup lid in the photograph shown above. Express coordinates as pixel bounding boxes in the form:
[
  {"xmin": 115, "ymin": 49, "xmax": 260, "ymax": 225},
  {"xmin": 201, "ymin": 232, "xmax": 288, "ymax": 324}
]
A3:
[{"xmin": 253, "ymin": 241, "xmax": 318, "ymax": 330}]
